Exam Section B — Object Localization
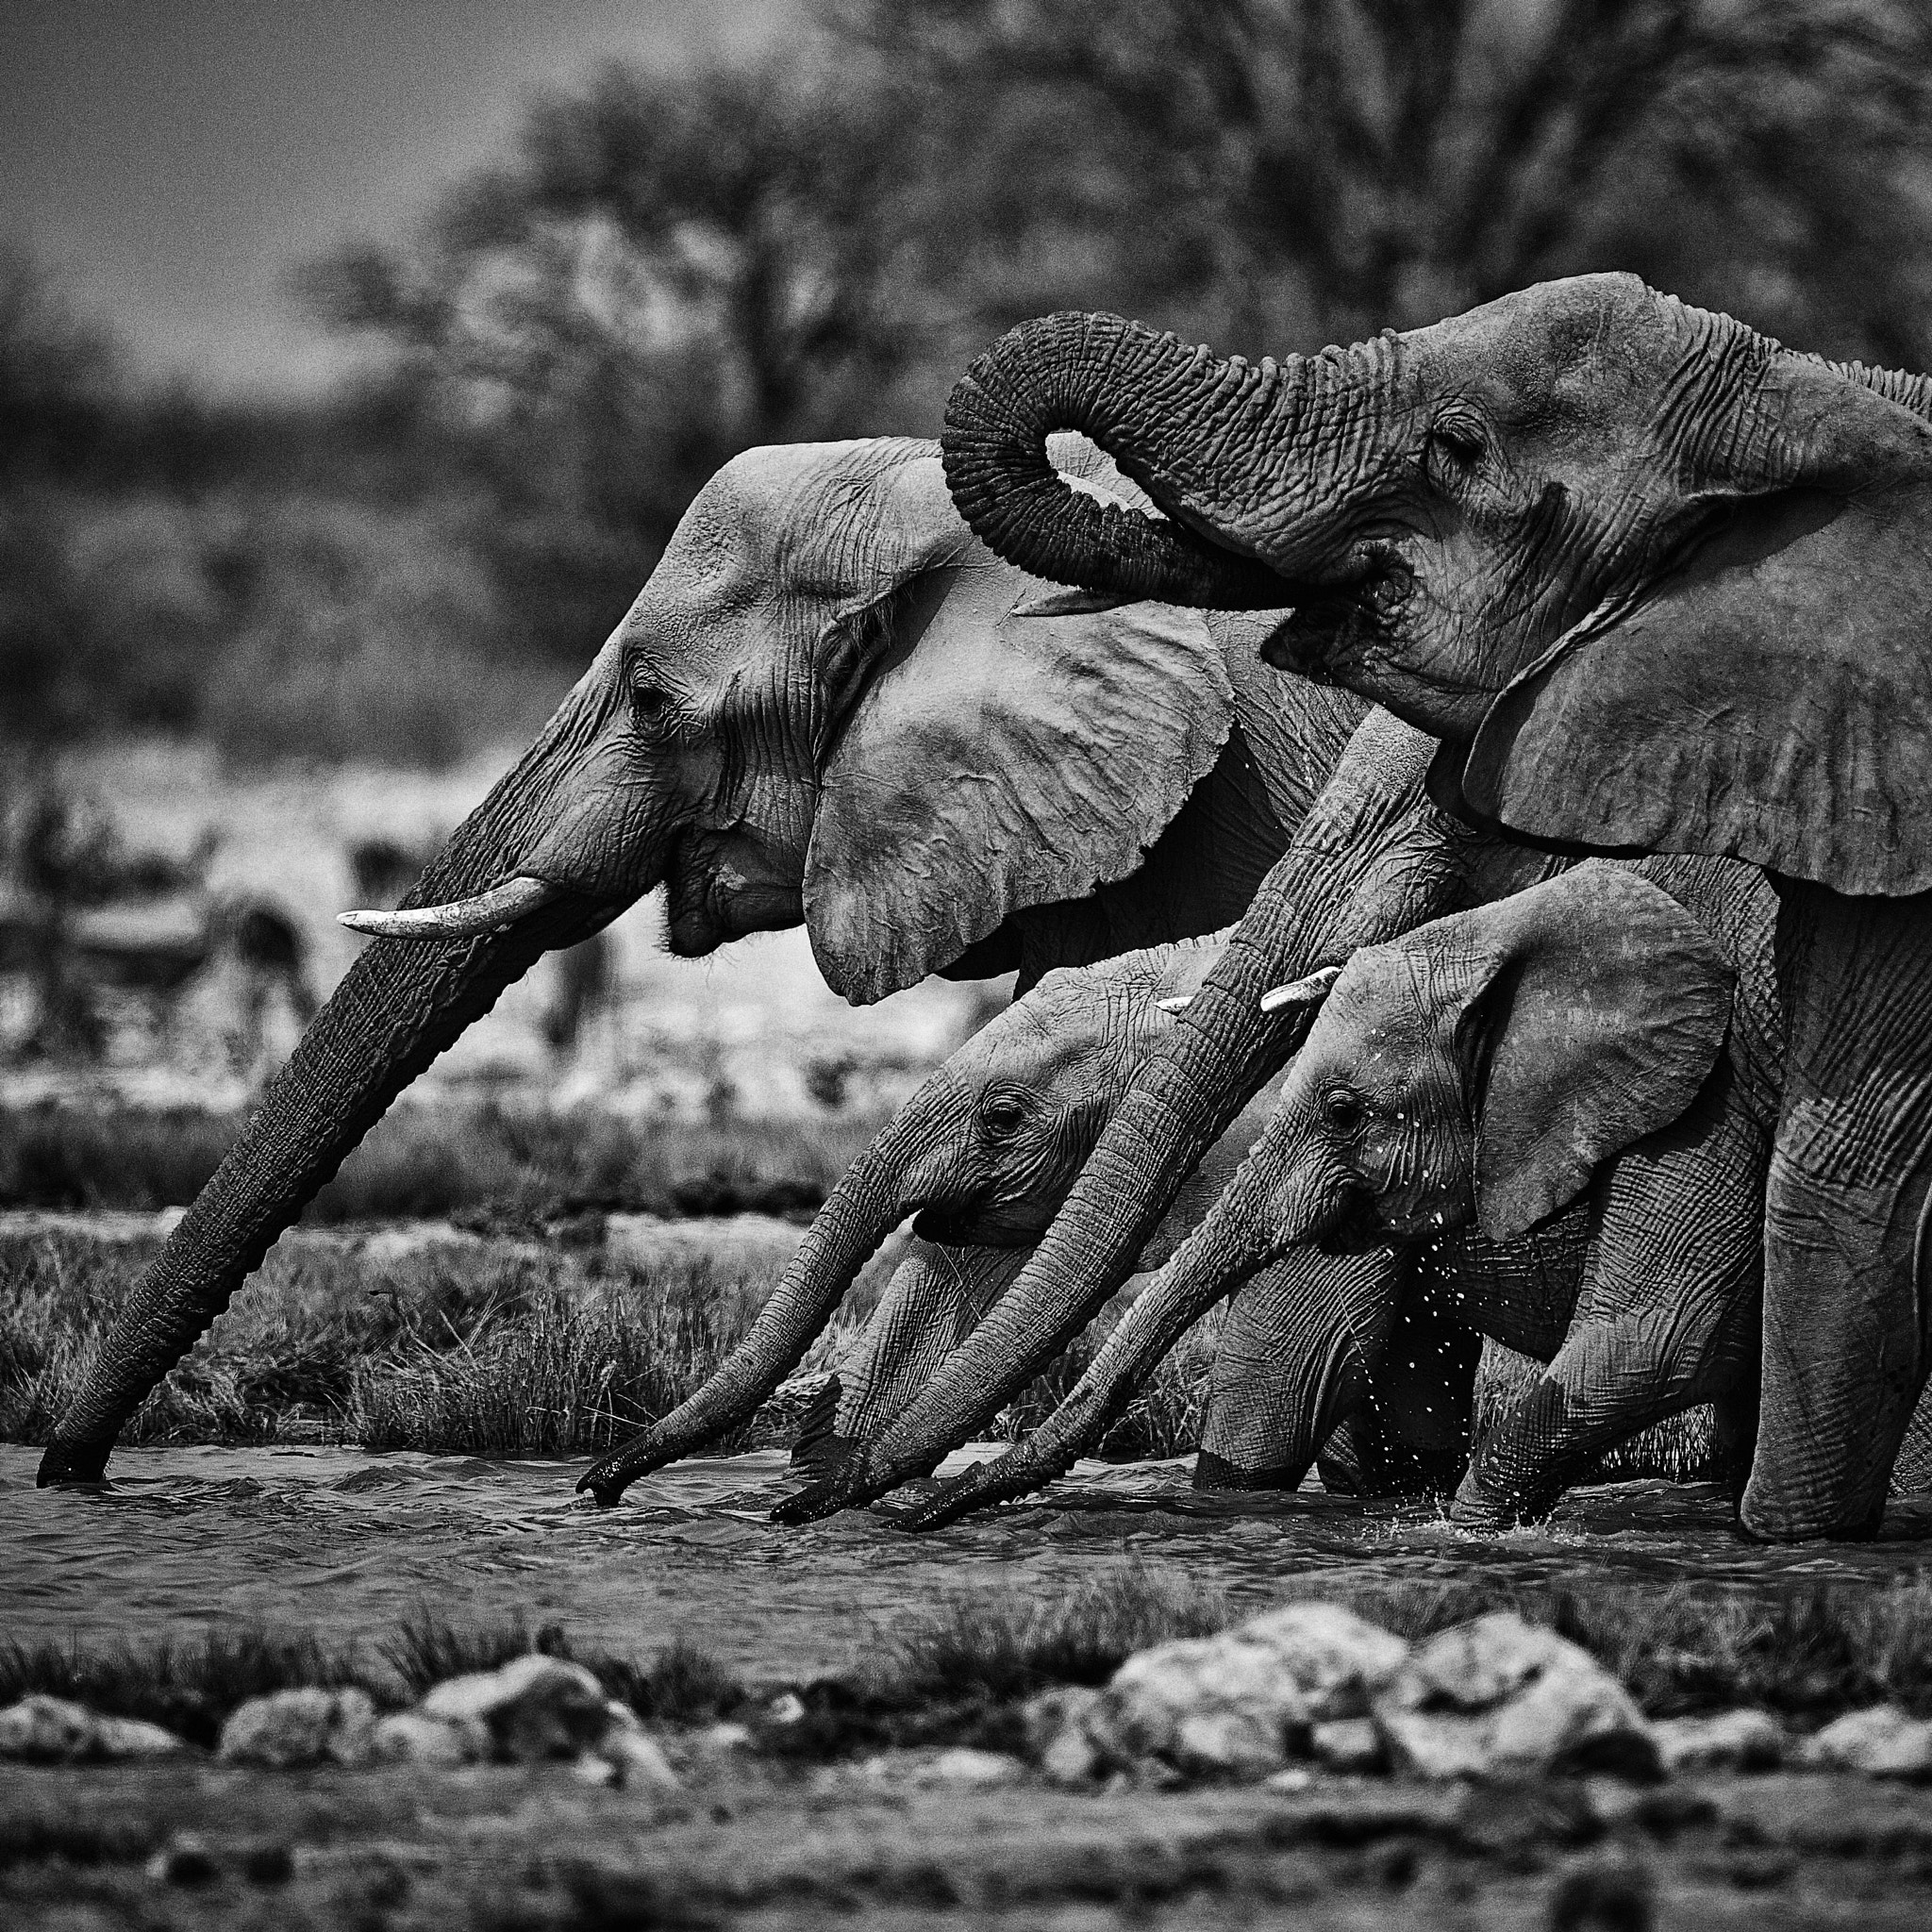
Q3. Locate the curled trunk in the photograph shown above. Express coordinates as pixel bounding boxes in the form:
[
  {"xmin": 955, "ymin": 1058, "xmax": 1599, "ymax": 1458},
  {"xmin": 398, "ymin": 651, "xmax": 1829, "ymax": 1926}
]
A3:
[
  {"xmin": 941, "ymin": 312, "xmax": 1305, "ymax": 609},
  {"xmin": 576, "ymin": 1112, "xmax": 927, "ymax": 1504}
]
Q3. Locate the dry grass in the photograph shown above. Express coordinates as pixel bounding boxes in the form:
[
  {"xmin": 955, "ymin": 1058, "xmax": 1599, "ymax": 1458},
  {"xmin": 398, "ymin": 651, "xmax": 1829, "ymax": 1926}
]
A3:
[
  {"xmin": 0, "ymin": 1096, "xmax": 891, "ymax": 1221},
  {"xmin": 0, "ymin": 1222, "xmax": 858, "ymax": 1457},
  {"xmin": 0, "ymin": 1611, "xmax": 744, "ymax": 1750}
]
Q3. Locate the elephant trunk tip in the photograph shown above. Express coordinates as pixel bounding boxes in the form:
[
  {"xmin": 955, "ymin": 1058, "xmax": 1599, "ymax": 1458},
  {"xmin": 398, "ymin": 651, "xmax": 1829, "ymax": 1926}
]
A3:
[{"xmin": 36, "ymin": 1440, "xmax": 110, "ymax": 1488}]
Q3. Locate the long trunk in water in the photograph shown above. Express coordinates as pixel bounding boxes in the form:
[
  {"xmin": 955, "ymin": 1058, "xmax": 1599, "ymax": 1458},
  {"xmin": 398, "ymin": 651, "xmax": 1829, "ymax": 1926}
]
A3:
[
  {"xmin": 774, "ymin": 714, "xmax": 1441, "ymax": 1523},
  {"xmin": 40, "ymin": 679, "xmax": 620, "ymax": 1484},
  {"xmin": 941, "ymin": 311, "xmax": 1307, "ymax": 610},
  {"xmin": 576, "ymin": 1111, "xmax": 926, "ymax": 1503}
]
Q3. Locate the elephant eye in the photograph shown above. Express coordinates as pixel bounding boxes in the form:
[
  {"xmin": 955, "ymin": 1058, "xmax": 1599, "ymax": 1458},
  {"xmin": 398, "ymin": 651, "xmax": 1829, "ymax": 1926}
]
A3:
[
  {"xmin": 1322, "ymin": 1086, "xmax": 1366, "ymax": 1135},
  {"xmin": 1426, "ymin": 422, "xmax": 1487, "ymax": 485},
  {"xmin": 981, "ymin": 1092, "xmax": 1027, "ymax": 1137},
  {"xmin": 629, "ymin": 677, "xmax": 672, "ymax": 725}
]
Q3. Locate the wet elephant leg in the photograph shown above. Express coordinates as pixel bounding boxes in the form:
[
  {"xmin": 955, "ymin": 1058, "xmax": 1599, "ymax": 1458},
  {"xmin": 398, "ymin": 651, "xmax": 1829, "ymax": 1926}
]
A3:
[
  {"xmin": 1457, "ymin": 1071, "xmax": 1765, "ymax": 1526},
  {"xmin": 1745, "ymin": 883, "xmax": 1932, "ymax": 1541},
  {"xmin": 795, "ymin": 1241, "xmax": 1032, "ymax": 1474}
]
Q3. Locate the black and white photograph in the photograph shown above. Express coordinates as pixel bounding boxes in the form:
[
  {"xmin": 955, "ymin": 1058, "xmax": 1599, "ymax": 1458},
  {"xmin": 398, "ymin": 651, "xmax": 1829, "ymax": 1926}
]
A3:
[{"xmin": 7, "ymin": 3, "xmax": 1932, "ymax": 1924}]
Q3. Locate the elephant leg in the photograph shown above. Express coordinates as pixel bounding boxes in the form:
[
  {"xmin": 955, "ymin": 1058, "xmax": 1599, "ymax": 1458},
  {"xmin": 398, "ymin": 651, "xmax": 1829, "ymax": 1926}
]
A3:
[
  {"xmin": 1458, "ymin": 1074, "xmax": 1765, "ymax": 1526},
  {"xmin": 1744, "ymin": 883, "xmax": 1932, "ymax": 1541},
  {"xmin": 796, "ymin": 1241, "xmax": 1031, "ymax": 1474}
]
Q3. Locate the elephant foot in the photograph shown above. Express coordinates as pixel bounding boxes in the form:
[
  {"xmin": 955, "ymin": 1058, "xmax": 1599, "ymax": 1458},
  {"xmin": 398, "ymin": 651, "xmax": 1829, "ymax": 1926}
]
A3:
[{"xmin": 1447, "ymin": 1470, "xmax": 1556, "ymax": 1531}]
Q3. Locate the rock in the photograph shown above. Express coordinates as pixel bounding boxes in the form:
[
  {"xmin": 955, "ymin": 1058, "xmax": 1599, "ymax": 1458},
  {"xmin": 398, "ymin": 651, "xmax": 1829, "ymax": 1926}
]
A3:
[
  {"xmin": 1807, "ymin": 1706, "xmax": 1932, "ymax": 1780},
  {"xmin": 0, "ymin": 1695, "xmax": 188, "ymax": 1764},
  {"xmin": 1373, "ymin": 1613, "xmax": 1657, "ymax": 1783},
  {"xmin": 917, "ymin": 1747, "xmax": 1025, "ymax": 1788},
  {"xmin": 1653, "ymin": 1709, "xmax": 1784, "ymax": 1774},
  {"xmin": 693, "ymin": 1721, "xmax": 755, "ymax": 1755},
  {"xmin": 217, "ymin": 1687, "xmax": 376, "ymax": 1769},
  {"xmin": 145, "ymin": 1833, "xmax": 219, "ymax": 1886},
  {"xmin": 421, "ymin": 1656, "xmax": 609, "ymax": 1763},
  {"xmin": 1102, "ymin": 1633, "xmax": 1313, "ymax": 1778},
  {"xmin": 1240, "ymin": 1603, "xmax": 1410, "ymax": 1721},
  {"xmin": 1264, "ymin": 1766, "xmax": 1314, "ymax": 1792},
  {"xmin": 1024, "ymin": 1686, "xmax": 1108, "ymax": 1786},
  {"xmin": 597, "ymin": 1702, "xmax": 681, "ymax": 1791},
  {"xmin": 765, "ymin": 1691, "xmax": 807, "ymax": 1726},
  {"xmin": 1311, "ymin": 1716, "xmax": 1385, "ymax": 1774},
  {"xmin": 369, "ymin": 1709, "xmax": 489, "ymax": 1768}
]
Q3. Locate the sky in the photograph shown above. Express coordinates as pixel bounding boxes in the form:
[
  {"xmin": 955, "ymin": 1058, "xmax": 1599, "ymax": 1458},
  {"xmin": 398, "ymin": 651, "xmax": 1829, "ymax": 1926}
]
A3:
[{"xmin": 0, "ymin": 0, "xmax": 801, "ymax": 394}]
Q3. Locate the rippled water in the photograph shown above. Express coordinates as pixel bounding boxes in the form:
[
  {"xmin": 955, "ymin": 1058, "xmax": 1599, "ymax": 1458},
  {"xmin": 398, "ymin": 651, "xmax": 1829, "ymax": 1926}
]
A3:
[{"xmin": 7, "ymin": 1444, "xmax": 1931, "ymax": 1681}]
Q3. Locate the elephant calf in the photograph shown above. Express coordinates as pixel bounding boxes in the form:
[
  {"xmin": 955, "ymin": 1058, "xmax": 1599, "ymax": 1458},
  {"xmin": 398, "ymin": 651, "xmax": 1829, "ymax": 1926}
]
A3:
[
  {"xmin": 911, "ymin": 857, "xmax": 1781, "ymax": 1531},
  {"xmin": 579, "ymin": 933, "xmax": 1290, "ymax": 1503}
]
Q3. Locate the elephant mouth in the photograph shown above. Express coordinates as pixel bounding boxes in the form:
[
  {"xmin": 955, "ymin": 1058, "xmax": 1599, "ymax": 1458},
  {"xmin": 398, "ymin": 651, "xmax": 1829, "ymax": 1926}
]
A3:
[
  {"xmin": 1258, "ymin": 547, "xmax": 1409, "ymax": 683},
  {"xmin": 663, "ymin": 834, "xmax": 805, "ymax": 957}
]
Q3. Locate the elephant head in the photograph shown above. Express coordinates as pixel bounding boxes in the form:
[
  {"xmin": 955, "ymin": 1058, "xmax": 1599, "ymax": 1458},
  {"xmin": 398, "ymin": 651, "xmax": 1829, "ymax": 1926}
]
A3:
[
  {"xmin": 941, "ymin": 275, "xmax": 1932, "ymax": 892},
  {"xmin": 37, "ymin": 438, "xmax": 1297, "ymax": 1486}
]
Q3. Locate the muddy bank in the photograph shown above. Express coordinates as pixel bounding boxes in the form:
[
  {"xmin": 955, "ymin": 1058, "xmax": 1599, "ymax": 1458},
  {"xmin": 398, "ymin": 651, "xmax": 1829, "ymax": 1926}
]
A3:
[
  {"xmin": 7, "ymin": 1753, "xmax": 1932, "ymax": 1929},
  {"xmin": 9, "ymin": 1444, "xmax": 1932, "ymax": 1683}
]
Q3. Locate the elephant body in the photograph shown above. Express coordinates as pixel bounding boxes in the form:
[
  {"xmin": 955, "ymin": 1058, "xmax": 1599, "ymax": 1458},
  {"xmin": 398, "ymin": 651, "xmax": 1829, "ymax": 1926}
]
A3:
[
  {"xmin": 909, "ymin": 856, "xmax": 1779, "ymax": 1529},
  {"xmin": 37, "ymin": 435, "xmax": 1360, "ymax": 1487},
  {"xmin": 932, "ymin": 277, "xmax": 1932, "ymax": 1540}
]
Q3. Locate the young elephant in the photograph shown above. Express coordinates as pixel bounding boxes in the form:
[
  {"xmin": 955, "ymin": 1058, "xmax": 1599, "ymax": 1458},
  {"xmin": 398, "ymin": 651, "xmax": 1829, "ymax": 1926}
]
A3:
[
  {"xmin": 911, "ymin": 858, "xmax": 1778, "ymax": 1530},
  {"xmin": 579, "ymin": 933, "xmax": 1290, "ymax": 1501}
]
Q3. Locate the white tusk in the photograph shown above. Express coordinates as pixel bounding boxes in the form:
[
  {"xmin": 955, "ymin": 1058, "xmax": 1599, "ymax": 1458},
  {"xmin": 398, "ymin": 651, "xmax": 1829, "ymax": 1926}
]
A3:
[
  {"xmin": 1156, "ymin": 993, "xmax": 1194, "ymax": 1014},
  {"xmin": 1258, "ymin": 963, "xmax": 1344, "ymax": 1013},
  {"xmin": 338, "ymin": 874, "xmax": 563, "ymax": 941}
]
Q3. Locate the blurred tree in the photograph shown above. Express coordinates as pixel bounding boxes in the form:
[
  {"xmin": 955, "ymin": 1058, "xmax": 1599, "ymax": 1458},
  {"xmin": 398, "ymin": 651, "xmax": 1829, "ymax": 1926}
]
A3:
[{"xmin": 837, "ymin": 0, "xmax": 1932, "ymax": 364}]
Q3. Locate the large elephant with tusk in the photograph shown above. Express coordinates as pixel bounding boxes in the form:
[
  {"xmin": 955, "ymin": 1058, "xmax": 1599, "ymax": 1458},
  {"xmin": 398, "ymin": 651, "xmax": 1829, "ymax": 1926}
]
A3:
[{"xmin": 37, "ymin": 435, "xmax": 1364, "ymax": 1486}]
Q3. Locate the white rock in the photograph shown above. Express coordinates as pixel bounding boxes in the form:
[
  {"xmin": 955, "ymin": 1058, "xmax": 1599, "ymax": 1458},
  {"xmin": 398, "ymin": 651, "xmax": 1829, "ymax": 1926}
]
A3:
[
  {"xmin": 765, "ymin": 1691, "xmax": 807, "ymax": 1726},
  {"xmin": 1263, "ymin": 1766, "xmax": 1314, "ymax": 1793},
  {"xmin": 1653, "ymin": 1709, "xmax": 1785, "ymax": 1774},
  {"xmin": 1807, "ymin": 1706, "xmax": 1932, "ymax": 1780},
  {"xmin": 917, "ymin": 1746, "xmax": 1026, "ymax": 1788},
  {"xmin": 1372, "ymin": 1613, "xmax": 1657, "ymax": 1782},
  {"xmin": 692, "ymin": 1721, "xmax": 755, "ymax": 1755},
  {"xmin": 596, "ymin": 1701, "xmax": 681, "ymax": 1791},
  {"xmin": 421, "ymin": 1656, "xmax": 609, "ymax": 1763},
  {"xmin": 368, "ymin": 1709, "xmax": 489, "ymax": 1768},
  {"xmin": 572, "ymin": 1752, "xmax": 620, "ymax": 1786},
  {"xmin": 1240, "ymin": 1603, "xmax": 1410, "ymax": 1721},
  {"xmin": 217, "ymin": 1688, "xmax": 376, "ymax": 1769},
  {"xmin": 0, "ymin": 1695, "xmax": 187, "ymax": 1764},
  {"xmin": 1310, "ymin": 1716, "xmax": 1384, "ymax": 1774},
  {"xmin": 1102, "ymin": 1633, "xmax": 1311, "ymax": 1777}
]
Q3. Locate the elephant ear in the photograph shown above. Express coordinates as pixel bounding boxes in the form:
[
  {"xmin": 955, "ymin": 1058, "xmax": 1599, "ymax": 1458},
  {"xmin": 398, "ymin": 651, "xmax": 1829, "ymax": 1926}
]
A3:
[
  {"xmin": 1452, "ymin": 864, "xmax": 1736, "ymax": 1242},
  {"xmin": 806, "ymin": 453, "xmax": 1232, "ymax": 1004},
  {"xmin": 1462, "ymin": 363, "xmax": 1932, "ymax": 894}
]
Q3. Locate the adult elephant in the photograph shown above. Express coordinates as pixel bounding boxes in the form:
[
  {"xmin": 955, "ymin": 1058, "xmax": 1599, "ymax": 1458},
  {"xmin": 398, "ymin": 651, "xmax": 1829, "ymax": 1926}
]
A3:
[
  {"xmin": 934, "ymin": 276, "xmax": 1932, "ymax": 1541},
  {"xmin": 36, "ymin": 436, "xmax": 1361, "ymax": 1487}
]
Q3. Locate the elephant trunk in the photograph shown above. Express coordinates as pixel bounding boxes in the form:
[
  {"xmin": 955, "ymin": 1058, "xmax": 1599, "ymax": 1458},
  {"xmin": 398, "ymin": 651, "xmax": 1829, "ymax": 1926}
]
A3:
[
  {"xmin": 576, "ymin": 1104, "xmax": 938, "ymax": 1504},
  {"xmin": 38, "ymin": 673, "xmax": 630, "ymax": 1486},
  {"xmin": 942, "ymin": 311, "xmax": 1323, "ymax": 610},
  {"xmin": 773, "ymin": 712, "xmax": 1442, "ymax": 1524}
]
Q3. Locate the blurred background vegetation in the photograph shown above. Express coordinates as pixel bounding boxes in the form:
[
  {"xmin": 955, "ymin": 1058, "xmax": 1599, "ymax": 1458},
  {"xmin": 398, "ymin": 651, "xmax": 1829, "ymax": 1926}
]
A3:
[{"xmin": 6, "ymin": 0, "xmax": 1932, "ymax": 769}]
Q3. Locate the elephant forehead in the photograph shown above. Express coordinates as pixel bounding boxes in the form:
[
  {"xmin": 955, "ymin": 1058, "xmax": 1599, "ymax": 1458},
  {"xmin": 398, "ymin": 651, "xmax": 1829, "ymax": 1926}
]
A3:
[{"xmin": 1307, "ymin": 960, "xmax": 1433, "ymax": 1082}]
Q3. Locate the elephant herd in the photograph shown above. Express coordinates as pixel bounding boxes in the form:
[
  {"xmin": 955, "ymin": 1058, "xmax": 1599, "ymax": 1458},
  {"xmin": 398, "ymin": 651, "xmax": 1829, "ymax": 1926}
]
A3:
[{"xmin": 36, "ymin": 273, "xmax": 1932, "ymax": 1545}]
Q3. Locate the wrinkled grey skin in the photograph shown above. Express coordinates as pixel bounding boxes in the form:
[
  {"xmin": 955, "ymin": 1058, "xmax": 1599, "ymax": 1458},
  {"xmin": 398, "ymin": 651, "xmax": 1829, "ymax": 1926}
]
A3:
[
  {"xmin": 579, "ymin": 933, "xmax": 1289, "ymax": 1497},
  {"xmin": 933, "ymin": 275, "xmax": 1932, "ymax": 1541},
  {"xmin": 910, "ymin": 857, "xmax": 1778, "ymax": 1532},
  {"xmin": 771, "ymin": 708, "xmax": 1579, "ymax": 1526},
  {"xmin": 37, "ymin": 437, "xmax": 1360, "ymax": 1488}
]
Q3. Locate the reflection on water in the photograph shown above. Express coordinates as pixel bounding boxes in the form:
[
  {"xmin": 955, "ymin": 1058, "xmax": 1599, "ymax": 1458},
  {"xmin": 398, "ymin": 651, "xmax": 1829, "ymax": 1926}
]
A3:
[{"xmin": 6, "ymin": 1444, "xmax": 1930, "ymax": 1682}]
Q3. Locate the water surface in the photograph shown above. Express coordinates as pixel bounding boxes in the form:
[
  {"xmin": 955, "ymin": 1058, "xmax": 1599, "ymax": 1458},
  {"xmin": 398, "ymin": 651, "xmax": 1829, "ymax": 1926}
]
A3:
[{"xmin": 7, "ymin": 1444, "xmax": 1930, "ymax": 1680}]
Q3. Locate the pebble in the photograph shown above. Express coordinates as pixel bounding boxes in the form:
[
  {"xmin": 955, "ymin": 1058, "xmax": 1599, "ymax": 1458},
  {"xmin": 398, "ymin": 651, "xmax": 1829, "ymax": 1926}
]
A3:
[
  {"xmin": 421, "ymin": 1656, "xmax": 609, "ymax": 1763},
  {"xmin": 1652, "ymin": 1708, "xmax": 1785, "ymax": 1774},
  {"xmin": 369, "ymin": 1709, "xmax": 490, "ymax": 1768},
  {"xmin": 0, "ymin": 1694, "xmax": 187, "ymax": 1764},
  {"xmin": 217, "ymin": 1688, "xmax": 376, "ymax": 1770},
  {"xmin": 1807, "ymin": 1705, "xmax": 1932, "ymax": 1780},
  {"xmin": 916, "ymin": 1746, "xmax": 1026, "ymax": 1788}
]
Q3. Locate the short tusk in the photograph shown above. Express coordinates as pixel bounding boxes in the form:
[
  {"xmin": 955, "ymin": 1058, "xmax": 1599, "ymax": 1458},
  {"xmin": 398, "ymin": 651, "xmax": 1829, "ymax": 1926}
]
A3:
[
  {"xmin": 1259, "ymin": 963, "xmax": 1344, "ymax": 1013},
  {"xmin": 1156, "ymin": 993, "xmax": 1194, "ymax": 1014},
  {"xmin": 338, "ymin": 874, "xmax": 562, "ymax": 941}
]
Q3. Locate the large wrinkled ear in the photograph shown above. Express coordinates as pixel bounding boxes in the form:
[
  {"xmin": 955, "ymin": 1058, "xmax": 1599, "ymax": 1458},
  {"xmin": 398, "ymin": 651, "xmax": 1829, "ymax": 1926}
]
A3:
[
  {"xmin": 1452, "ymin": 865, "xmax": 1735, "ymax": 1241},
  {"xmin": 807, "ymin": 454, "xmax": 1232, "ymax": 1003},
  {"xmin": 1464, "ymin": 361, "xmax": 1932, "ymax": 894}
]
